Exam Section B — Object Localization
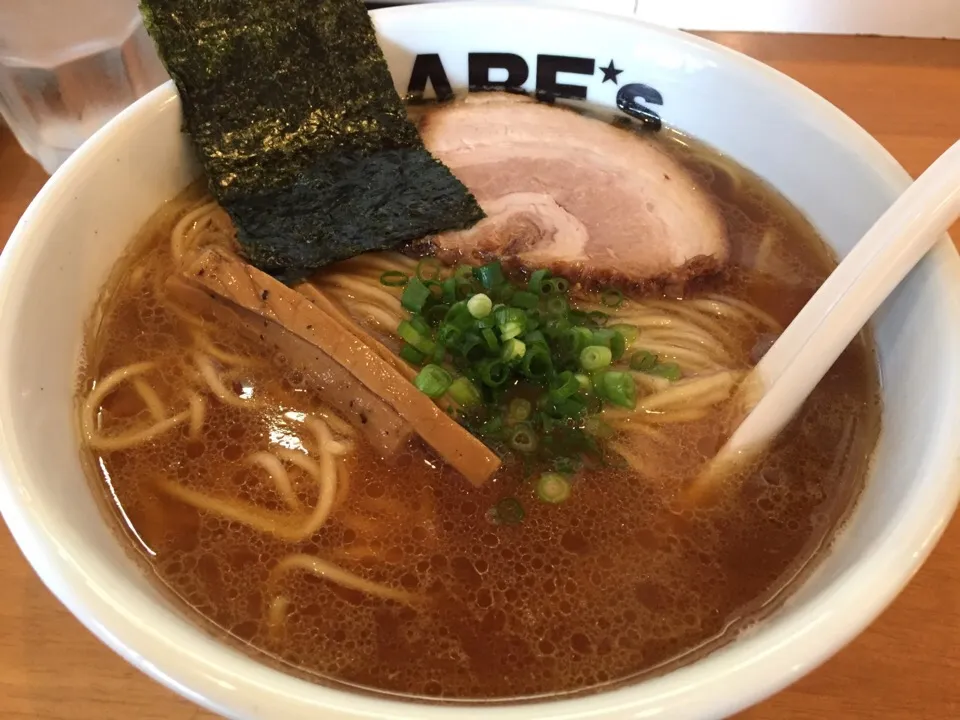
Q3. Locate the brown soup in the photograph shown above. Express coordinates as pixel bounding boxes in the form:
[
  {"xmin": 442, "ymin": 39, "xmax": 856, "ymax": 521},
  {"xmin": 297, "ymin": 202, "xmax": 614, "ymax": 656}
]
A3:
[{"xmin": 78, "ymin": 110, "xmax": 880, "ymax": 700}]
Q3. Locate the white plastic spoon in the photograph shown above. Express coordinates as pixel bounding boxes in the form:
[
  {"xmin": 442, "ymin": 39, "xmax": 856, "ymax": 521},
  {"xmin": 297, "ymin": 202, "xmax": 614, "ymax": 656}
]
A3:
[{"xmin": 687, "ymin": 138, "xmax": 960, "ymax": 500}]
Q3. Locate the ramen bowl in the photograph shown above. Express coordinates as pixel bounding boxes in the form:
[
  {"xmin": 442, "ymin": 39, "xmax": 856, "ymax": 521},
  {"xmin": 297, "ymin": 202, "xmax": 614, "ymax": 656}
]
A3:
[{"xmin": 1, "ymin": 3, "xmax": 959, "ymax": 718}]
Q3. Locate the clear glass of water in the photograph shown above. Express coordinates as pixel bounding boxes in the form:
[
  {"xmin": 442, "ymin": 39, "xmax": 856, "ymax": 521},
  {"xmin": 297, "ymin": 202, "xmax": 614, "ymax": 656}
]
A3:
[{"xmin": 0, "ymin": 0, "xmax": 168, "ymax": 174}]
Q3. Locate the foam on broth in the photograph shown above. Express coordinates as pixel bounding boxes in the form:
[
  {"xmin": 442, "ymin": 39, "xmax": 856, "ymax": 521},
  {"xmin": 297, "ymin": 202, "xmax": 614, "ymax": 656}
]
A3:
[{"xmin": 78, "ymin": 115, "xmax": 880, "ymax": 700}]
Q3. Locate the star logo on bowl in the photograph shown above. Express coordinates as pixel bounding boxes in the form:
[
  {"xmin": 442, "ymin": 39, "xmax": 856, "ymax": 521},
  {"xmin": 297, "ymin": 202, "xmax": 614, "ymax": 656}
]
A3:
[{"xmin": 600, "ymin": 59, "xmax": 623, "ymax": 84}]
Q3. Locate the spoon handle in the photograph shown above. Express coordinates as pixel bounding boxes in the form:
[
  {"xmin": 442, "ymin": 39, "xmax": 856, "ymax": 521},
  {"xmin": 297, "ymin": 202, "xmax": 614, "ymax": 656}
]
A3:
[{"xmin": 724, "ymin": 138, "xmax": 960, "ymax": 459}]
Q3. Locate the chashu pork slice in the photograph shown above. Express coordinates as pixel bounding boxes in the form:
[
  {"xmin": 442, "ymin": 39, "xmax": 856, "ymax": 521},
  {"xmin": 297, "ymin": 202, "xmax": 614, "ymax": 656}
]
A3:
[{"xmin": 420, "ymin": 93, "xmax": 729, "ymax": 290}]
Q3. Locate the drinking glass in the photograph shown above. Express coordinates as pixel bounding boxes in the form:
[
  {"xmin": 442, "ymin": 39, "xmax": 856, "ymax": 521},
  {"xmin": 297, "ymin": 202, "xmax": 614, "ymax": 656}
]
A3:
[{"xmin": 0, "ymin": 0, "xmax": 168, "ymax": 174}]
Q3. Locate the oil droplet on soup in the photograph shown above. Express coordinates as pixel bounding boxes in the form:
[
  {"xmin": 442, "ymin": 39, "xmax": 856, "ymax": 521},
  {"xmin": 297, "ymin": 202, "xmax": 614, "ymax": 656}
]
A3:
[{"xmin": 78, "ymin": 116, "xmax": 879, "ymax": 699}]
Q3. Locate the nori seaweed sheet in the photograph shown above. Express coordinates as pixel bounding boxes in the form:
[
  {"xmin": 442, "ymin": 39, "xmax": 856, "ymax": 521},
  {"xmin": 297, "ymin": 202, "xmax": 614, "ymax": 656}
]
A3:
[{"xmin": 140, "ymin": 0, "xmax": 484, "ymax": 280}]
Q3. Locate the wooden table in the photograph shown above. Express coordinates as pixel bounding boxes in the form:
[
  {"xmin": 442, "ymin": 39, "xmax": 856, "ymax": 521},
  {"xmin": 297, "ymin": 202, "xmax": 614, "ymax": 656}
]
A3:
[{"xmin": 1, "ymin": 33, "xmax": 959, "ymax": 720}]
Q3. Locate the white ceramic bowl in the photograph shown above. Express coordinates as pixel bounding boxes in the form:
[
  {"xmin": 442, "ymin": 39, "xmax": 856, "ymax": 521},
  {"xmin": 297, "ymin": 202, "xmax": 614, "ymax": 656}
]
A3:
[{"xmin": 1, "ymin": 4, "xmax": 959, "ymax": 719}]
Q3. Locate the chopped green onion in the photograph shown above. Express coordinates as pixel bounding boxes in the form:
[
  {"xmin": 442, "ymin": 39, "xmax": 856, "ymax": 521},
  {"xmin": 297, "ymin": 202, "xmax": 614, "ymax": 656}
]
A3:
[
  {"xmin": 511, "ymin": 290, "xmax": 540, "ymax": 310},
  {"xmin": 550, "ymin": 371, "xmax": 580, "ymax": 400},
  {"xmin": 529, "ymin": 268, "xmax": 551, "ymax": 294},
  {"xmin": 521, "ymin": 344, "xmax": 552, "ymax": 379},
  {"xmin": 456, "ymin": 280, "xmax": 474, "ymax": 300},
  {"xmin": 441, "ymin": 277, "xmax": 458, "ymax": 303},
  {"xmin": 536, "ymin": 473, "xmax": 571, "ymax": 504},
  {"xmin": 525, "ymin": 309, "xmax": 542, "ymax": 332},
  {"xmin": 444, "ymin": 301, "xmax": 473, "ymax": 330},
  {"xmin": 572, "ymin": 326, "xmax": 595, "ymax": 349},
  {"xmin": 414, "ymin": 364, "xmax": 453, "ymax": 398},
  {"xmin": 425, "ymin": 303, "xmax": 450, "ymax": 326},
  {"xmin": 493, "ymin": 497, "xmax": 525, "ymax": 525},
  {"xmin": 523, "ymin": 330, "xmax": 547, "ymax": 348},
  {"xmin": 477, "ymin": 358, "xmax": 509, "ymax": 387},
  {"xmin": 448, "ymin": 376, "xmax": 482, "ymax": 407},
  {"xmin": 477, "ymin": 313, "xmax": 497, "ymax": 329},
  {"xmin": 590, "ymin": 329, "xmax": 614, "ymax": 348},
  {"xmin": 630, "ymin": 350, "xmax": 658, "ymax": 371},
  {"xmin": 399, "ymin": 343, "xmax": 425, "ymax": 365},
  {"xmin": 580, "ymin": 345, "xmax": 612, "ymax": 371},
  {"xmin": 539, "ymin": 413, "xmax": 557, "ymax": 433},
  {"xmin": 544, "ymin": 295, "xmax": 568, "ymax": 316},
  {"xmin": 596, "ymin": 370, "xmax": 636, "ymax": 408},
  {"xmin": 495, "ymin": 284, "xmax": 515, "ymax": 305},
  {"xmin": 397, "ymin": 319, "xmax": 436, "ymax": 355},
  {"xmin": 541, "ymin": 277, "xmax": 571, "ymax": 295},
  {"xmin": 437, "ymin": 324, "xmax": 463, "ymax": 347},
  {"xmin": 410, "ymin": 314, "xmax": 431, "ymax": 335},
  {"xmin": 609, "ymin": 323, "xmax": 639, "ymax": 344},
  {"xmin": 416, "ymin": 257, "xmax": 442, "ymax": 281},
  {"xmin": 400, "ymin": 277, "xmax": 431, "ymax": 312},
  {"xmin": 561, "ymin": 327, "xmax": 594, "ymax": 357},
  {"xmin": 601, "ymin": 288, "xmax": 624, "ymax": 308},
  {"xmin": 502, "ymin": 338, "xmax": 526, "ymax": 363},
  {"xmin": 496, "ymin": 307, "xmax": 527, "ymax": 340},
  {"xmin": 389, "ymin": 260, "xmax": 642, "ymax": 473},
  {"xmin": 467, "ymin": 293, "xmax": 493, "ymax": 319},
  {"xmin": 609, "ymin": 331, "xmax": 627, "ymax": 361},
  {"xmin": 506, "ymin": 397, "xmax": 532, "ymax": 424},
  {"xmin": 550, "ymin": 395, "xmax": 587, "ymax": 419},
  {"xmin": 648, "ymin": 361, "xmax": 682, "ymax": 381},
  {"xmin": 379, "ymin": 270, "xmax": 408, "ymax": 287},
  {"xmin": 481, "ymin": 328, "xmax": 499, "ymax": 351},
  {"xmin": 509, "ymin": 423, "xmax": 538, "ymax": 453},
  {"xmin": 423, "ymin": 279, "xmax": 444, "ymax": 299},
  {"xmin": 544, "ymin": 317, "xmax": 571, "ymax": 336},
  {"xmin": 474, "ymin": 261, "xmax": 505, "ymax": 289},
  {"xmin": 495, "ymin": 306, "xmax": 525, "ymax": 324},
  {"xmin": 459, "ymin": 333, "xmax": 487, "ymax": 363}
]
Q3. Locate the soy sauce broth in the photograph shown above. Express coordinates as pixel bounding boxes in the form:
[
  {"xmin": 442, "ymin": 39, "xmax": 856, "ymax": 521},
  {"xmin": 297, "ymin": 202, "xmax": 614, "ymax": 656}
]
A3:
[{"xmin": 78, "ymin": 110, "xmax": 880, "ymax": 700}]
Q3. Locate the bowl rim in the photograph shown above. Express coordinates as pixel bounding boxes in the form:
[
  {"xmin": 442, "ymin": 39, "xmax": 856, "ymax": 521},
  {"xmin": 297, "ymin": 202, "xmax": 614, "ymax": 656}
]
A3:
[{"xmin": 1, "ymin": 3, "xmax": 959, "ymax": 719}]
